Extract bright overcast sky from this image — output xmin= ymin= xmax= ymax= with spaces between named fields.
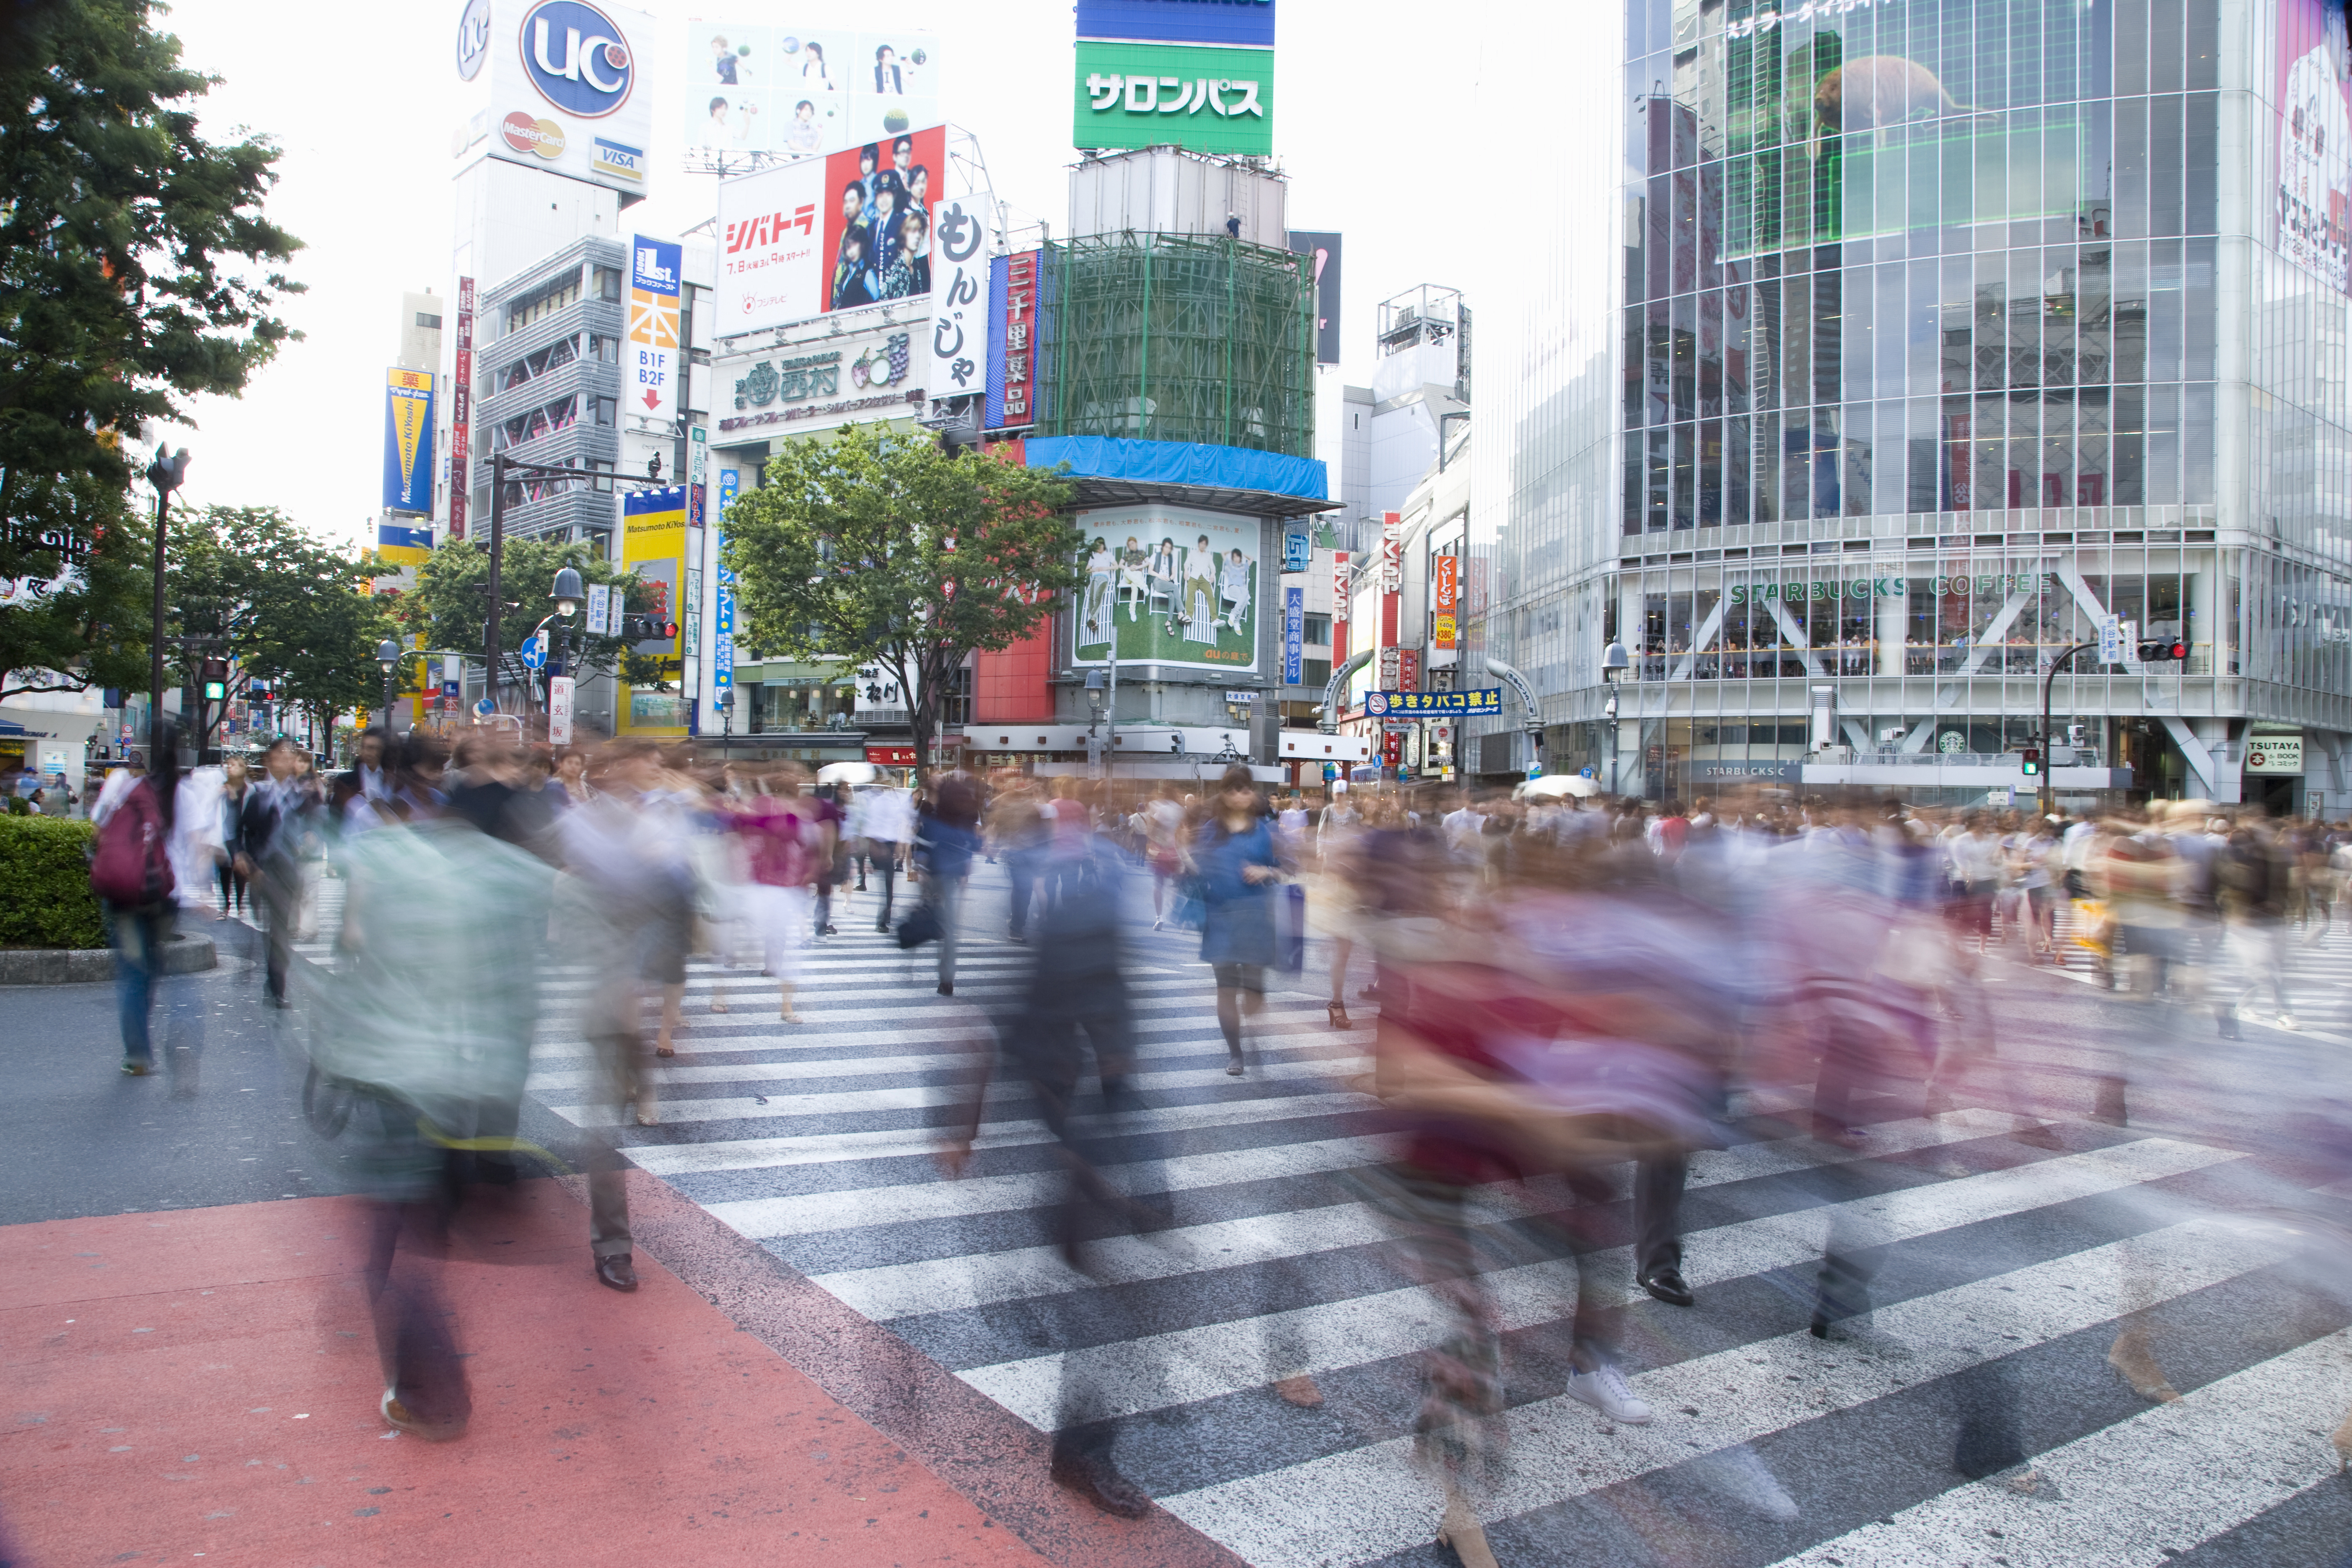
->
xmin=148 ymin=0 xmax=1517 ymax=552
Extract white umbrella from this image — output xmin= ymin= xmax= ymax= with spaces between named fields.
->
xmin=1517 ymin=773 xmax=1598 ymax=800
xmin=816 ymin=761 xmax=879 ymax=785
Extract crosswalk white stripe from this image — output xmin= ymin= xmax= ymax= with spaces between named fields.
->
xmin=953 ymin=1137 xmax=2242 ymax=1431
xmin=1161 ymin=1213 xmax=2297 ymax=1568
xmin=1772 ymin=1320 xmax=2352 ymax=1568
xmin=548 ymin=1041 xmax=1370 ymax=1130
xmin=813 ymin=1109 xmax=2048 ymax=1321
xmin=623 ymin=1090 xmax=1381 ymax=1177
xmin=530 ymin=1028 xmax=1367 ymax=1092
xmin=524 ymin=1006 xmax=1357 ymax=1062
xmin=703 ymin=1134 xmax=1401 ymax=1240
xmin=528 ymin=996 xmax=1339 ymax=1036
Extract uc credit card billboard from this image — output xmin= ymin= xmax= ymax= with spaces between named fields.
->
xmin=460 ymin=0 xmax=655 ymax=197
xmin=715 ymin=123 xmax=946 ymax=335
xmin=382 ymin=368 xmax=436 ymax=515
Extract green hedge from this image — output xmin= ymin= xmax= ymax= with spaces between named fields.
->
xmin=0 ymin=816 xmax=106 ymax=949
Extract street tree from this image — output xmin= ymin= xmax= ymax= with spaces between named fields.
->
xmin=168 ymin=506 xmax=388 ymax=746
xmin=723 ymin=425 xmax=1078 ymax=765
xmin=400 ymin=537 xmax=662 ymax=711
xmin=1 ymin=0 xmax=304 ymax=602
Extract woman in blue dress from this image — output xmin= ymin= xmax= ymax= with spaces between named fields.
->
xmin=1195 ymin=764 xmax=1282 ymax=1076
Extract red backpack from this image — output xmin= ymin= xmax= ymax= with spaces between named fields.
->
xmin=89 ymin=782 xmax=175 ymax=907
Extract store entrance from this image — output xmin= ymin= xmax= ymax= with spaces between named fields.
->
xmin=2243 ymin=773 xmax=2299 ymax=818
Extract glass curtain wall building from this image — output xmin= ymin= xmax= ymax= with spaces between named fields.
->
xmin=1469 ymin=0 xmax=2352 ymax=813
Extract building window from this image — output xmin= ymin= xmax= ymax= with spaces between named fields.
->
xmin=592 ymin=396 xmax=616 ymax=425
xmin=414 ymin=311 xmax=442 ymax=330
xmin=591 ymin=266 xmax=622 ymax=302
xmin=1303 ymin=658 xmax=1332 ymax=689
xmin=505 ymin=275 xmax=582 ymax=333
xmin=589 ymin=334 xmax=619 ymax=363
xmin=1302 ymin=613 xmax=1332 ymax=645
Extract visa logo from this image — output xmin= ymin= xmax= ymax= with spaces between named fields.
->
xmin=597 ymin=139 xmax=645 ymax=181
xmin=724 ymin=205 xmax=816 ymax=254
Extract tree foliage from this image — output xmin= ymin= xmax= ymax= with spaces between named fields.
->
xmin=398 ymin=537 xmax=663 ymax=707
xmin=170 ymin=505 xmax=388 ymax=742
xmin=0 ymin=0 xmax=303 ymax=586
xmin=723 ymin=426 xmax=1079 ymax=761
xmin=0 ymin=472 xmax=151 ymax=702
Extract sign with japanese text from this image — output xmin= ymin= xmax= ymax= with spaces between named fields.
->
xmin=1073 ymin=40 xmax=1272 ymax=156
xmin=1397 ymin=647 xmax=1419 ymax=693
xmin=715 ymin=123 xmax=945 ymax=336
xmin=1433 ymin=553 xmax=1458 ymax=649
xmin=926 ymin=193 xmax=987 ymax=403
xmin=1331 ymin=548 xmax=1350 ymax=624
xmin=627 ymin=234 xmax=682 ymax=423
xmin=1282 ymin=585 xmax=1303 ymax=685
xmin=548 ymin=674 xmax=575 ymax=744
xmin=1379 ymin=511 xmax=1401 ymax=592
xmin=718 ymin=326 xmax=917 ymax=435
xmin=382 ymin=368 xmax=436 ymax=515
xmin=1362 ymin=688 xmax=1502 ymax=717
xmin=2246 ymin=733 xmax=2304 ymax=774
xmin=987 ymin=249 xmax=1040 ymax=430
xmin=451 ymin=277 xmax=474 ymax=539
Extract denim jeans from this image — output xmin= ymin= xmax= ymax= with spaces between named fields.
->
xmin=108 ymin=901 xmax=168 ymax=1062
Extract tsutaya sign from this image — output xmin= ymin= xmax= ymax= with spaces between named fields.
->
xmin=1726 ymin=573 xmax=2059 ymax=604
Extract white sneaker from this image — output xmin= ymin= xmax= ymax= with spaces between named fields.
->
xmin=1565 ymin=1362 xmax=1651 ymax=1425
xmin=2279 ymin=1013 xmax=2300 ymax=1030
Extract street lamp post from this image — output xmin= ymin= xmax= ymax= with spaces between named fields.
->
xmin=2039 ymin=640 xmax=2096 ymax=818
xmin=145 ymin=446 xmax=192 ymax=759
xmin=1601 ymin=639 xmax=1629 ymax=797
xmin=376 ymin=638 xmax=402 ymax=732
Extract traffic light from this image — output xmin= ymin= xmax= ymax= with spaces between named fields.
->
xmin=619 ymin=614 xmax=678 ymax=642
xmin=199 ymin=659 xmax=227 ymax=702
xmin=2136 ymin=638 xmax=2187 ymax=663
xmin=2020 ymin=746 xmax=2041 ymax=776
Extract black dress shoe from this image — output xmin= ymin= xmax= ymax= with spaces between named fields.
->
xmin=1638 ymin=1267 xmax=1694 ymax=1307
xmin=937 ymin=981 xmax=953 ymax=996
xmin=593 ymin=1253 xmax=638 ymax=1292
xmin=1049 ymin=1444 xmax=1152 ymax=1518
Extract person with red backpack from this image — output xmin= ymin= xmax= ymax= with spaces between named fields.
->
xmin=88 ymin=734 xmax=181 ymax=1075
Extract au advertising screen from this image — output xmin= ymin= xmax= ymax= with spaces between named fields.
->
xmin=1073 ymin=506 xmax=1260 ymax=675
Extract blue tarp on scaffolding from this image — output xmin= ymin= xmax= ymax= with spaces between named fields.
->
xmin=1023 ymin=436 xmax=1328 ymax=503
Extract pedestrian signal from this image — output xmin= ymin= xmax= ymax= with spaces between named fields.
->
xmin=200 ymin=659 xmax=227 ymax=701
xmin=2020 ymin=747 xmax=2041 ymax=776
xmin=2135 ymin=639 xmax=2187 ymax=663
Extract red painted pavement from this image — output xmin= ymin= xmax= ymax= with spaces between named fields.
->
xmin=1 ymin=1182 xmax=1054 ymax=1568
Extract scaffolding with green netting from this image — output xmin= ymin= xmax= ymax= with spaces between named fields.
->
xmin=1034 ymin=231 xmax=1316 ymax=460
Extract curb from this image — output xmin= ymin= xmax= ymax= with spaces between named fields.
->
xmin=0 ymin=933 xmax=217 ymax=985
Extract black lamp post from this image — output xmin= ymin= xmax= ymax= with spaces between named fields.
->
xmin=1601 ymin=639 xmax=1629 ymax=797
xmin=145 ymin=445 xmax=192 ymax=758
xmin=376 ymin=637 xmax=402 ymax=731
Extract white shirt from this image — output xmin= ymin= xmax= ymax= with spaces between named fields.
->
xmin=860 ymin=786 xmax=916 ymax=845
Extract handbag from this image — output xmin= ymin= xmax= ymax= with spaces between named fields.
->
xmin=1170 ymin=872 xmax=1206 ymax=931
xmin=895 ymin=902 xmax=942 ymax=949
xmin=1276 ymin=881 xmax=1306 ymax=974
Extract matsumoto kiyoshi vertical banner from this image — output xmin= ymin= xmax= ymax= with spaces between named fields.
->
xmin=1074 ymin=506 xmax=1259 ymax=674
xmin=628 ymin=236 xmax=681 ymax=422
xmin=382 ymin=368 xmax=436 ymax=515
xmin=925 ymin=193 xmax=987 ymax=402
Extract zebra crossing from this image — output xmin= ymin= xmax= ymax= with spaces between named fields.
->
xmin=278 ymin=862 xmax=2352 ymax=1564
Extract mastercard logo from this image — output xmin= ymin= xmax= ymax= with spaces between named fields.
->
xmin=500 ymin=111 xmax=566 ymax=159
